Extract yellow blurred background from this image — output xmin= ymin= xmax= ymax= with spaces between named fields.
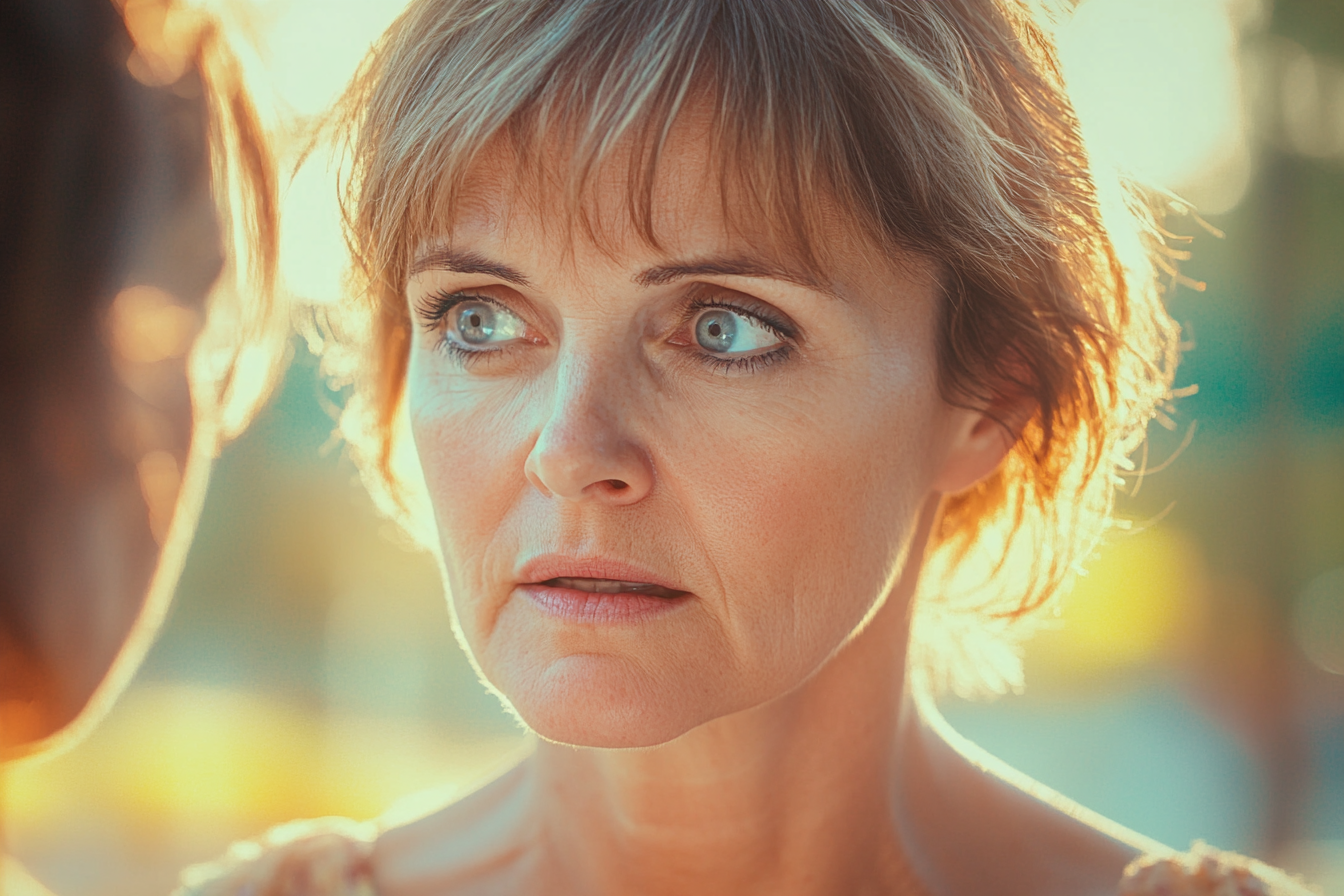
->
xmin=6 ymin=0 xmax=1344 ymax=893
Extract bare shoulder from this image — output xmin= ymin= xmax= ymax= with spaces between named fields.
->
xmin=899 ymin=685 xmax=1153 ymax=896
xmin=903 ymin=687 xmax=1321 ymax=896
xmin=372 ymin=758 xmax=538 ymax=896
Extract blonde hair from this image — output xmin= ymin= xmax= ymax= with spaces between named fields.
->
xmin=319 ymin=0 xmax=1181 ymax=695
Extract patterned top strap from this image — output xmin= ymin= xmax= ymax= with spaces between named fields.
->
xmin=174 ymin=817 xmax=376 ymax=896
xmin=1119 ymin=842 xmax=1320 ymax=896
xmin=175 ymin=824 xmax=1326 ymax=896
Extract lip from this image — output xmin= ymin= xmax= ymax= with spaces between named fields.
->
xmin=516 ymin=555 xmax=688 ymax=594
xmin=515 ymin=554 xmax=692 ymax=624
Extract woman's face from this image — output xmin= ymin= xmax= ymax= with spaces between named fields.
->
xmin=404 ymin=123 xmax=990 ymax=748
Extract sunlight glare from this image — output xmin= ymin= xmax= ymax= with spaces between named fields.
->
xmin=258 ymin=0 xmax=408 ymax=119
xmin=246 ymin=0 xmax=413 ymax=302
xmin=280 ymin=154 xmax=346 ymax=304
xmin=1058 ymin=0 xmax=1255 ymax=214
xmin=124 ymin=0 xmax=412 ymax=303
xmin=1027 ymin=528 xmax=1202 ymax=683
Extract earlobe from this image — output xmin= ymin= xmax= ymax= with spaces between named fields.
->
xmin=931 ymin=401 xmax=1031 ymax=494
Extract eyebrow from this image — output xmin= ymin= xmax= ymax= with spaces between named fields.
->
xmin=409 ymin=248 xmax=532 ymax=287
xmin=409 ymin=249 xmax=843 ymax=302
xmin=634 ymin=258 xmax=845 ymax=302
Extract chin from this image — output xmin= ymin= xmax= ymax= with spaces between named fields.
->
xmin=506 ymin=654 xmax=717 ymax=749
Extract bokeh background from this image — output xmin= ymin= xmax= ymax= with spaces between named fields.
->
xmin=5 ymin=0 xmax=1343 ymax=893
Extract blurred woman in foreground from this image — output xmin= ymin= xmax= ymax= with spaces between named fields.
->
xmin=185 ymin=0 xmax=1317 ymax=894
xmin=0 ymin=0 xmax=281 ymax=891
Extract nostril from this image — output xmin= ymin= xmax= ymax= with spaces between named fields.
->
xmin=605 ymin=479 xmax=629 ymax=491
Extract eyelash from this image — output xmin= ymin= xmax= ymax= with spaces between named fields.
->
xmin=415 ymin=290 xmax=797 ymax=374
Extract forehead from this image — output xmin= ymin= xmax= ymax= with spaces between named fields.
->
xmin=413 ymin=109 xmax=917 ymax=288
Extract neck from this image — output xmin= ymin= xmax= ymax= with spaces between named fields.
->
xmin=531 ymin=535 xmax=928 ymax=896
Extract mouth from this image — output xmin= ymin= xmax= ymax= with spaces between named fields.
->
xmin=517 ymin=556 xmax=692 ymax=622
xmin=539 ymin=577 xmax=688 ymax=599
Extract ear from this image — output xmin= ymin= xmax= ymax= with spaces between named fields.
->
xmin=931 ymin=397 xmax=1034 ymax=494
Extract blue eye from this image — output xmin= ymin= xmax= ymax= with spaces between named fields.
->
xmin=692 ymin=307 xmax=783 ymax=355
xmin=456 ymin=303 xmax=496 ymax=344
xmin=444 ymin=299 xmax=526 ymax=349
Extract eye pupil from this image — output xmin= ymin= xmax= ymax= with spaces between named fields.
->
xmin=695 ymin=310 xmax=736 ymax=353
xmin=457 ymin=303 xmax=496 ymax=344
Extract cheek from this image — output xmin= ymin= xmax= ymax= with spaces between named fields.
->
xmin=659 ymin=352 xmax=944 ymax=683
xmin=406 ymin=358 xmax=532 ymax=638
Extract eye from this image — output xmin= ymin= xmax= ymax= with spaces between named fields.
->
xmin=452 ymin=300 xmax=526 ymax=346
xmin=449 ymin=299 xmax=527 ymax=348
xmin=418 ymin=292 xmax=529 ymax=352
xmin=691 ymin=306 xmax=785 ymax=355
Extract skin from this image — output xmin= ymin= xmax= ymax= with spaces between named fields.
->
xmin=362 ymin=113 xmax=1157 ymax=896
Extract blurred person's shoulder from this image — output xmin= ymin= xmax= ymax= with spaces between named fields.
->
xmin=1119 ymin=843 xmax=1321 ymax=896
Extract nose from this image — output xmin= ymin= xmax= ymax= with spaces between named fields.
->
xmin=523 ymin=353 xmax=654 ymax=505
